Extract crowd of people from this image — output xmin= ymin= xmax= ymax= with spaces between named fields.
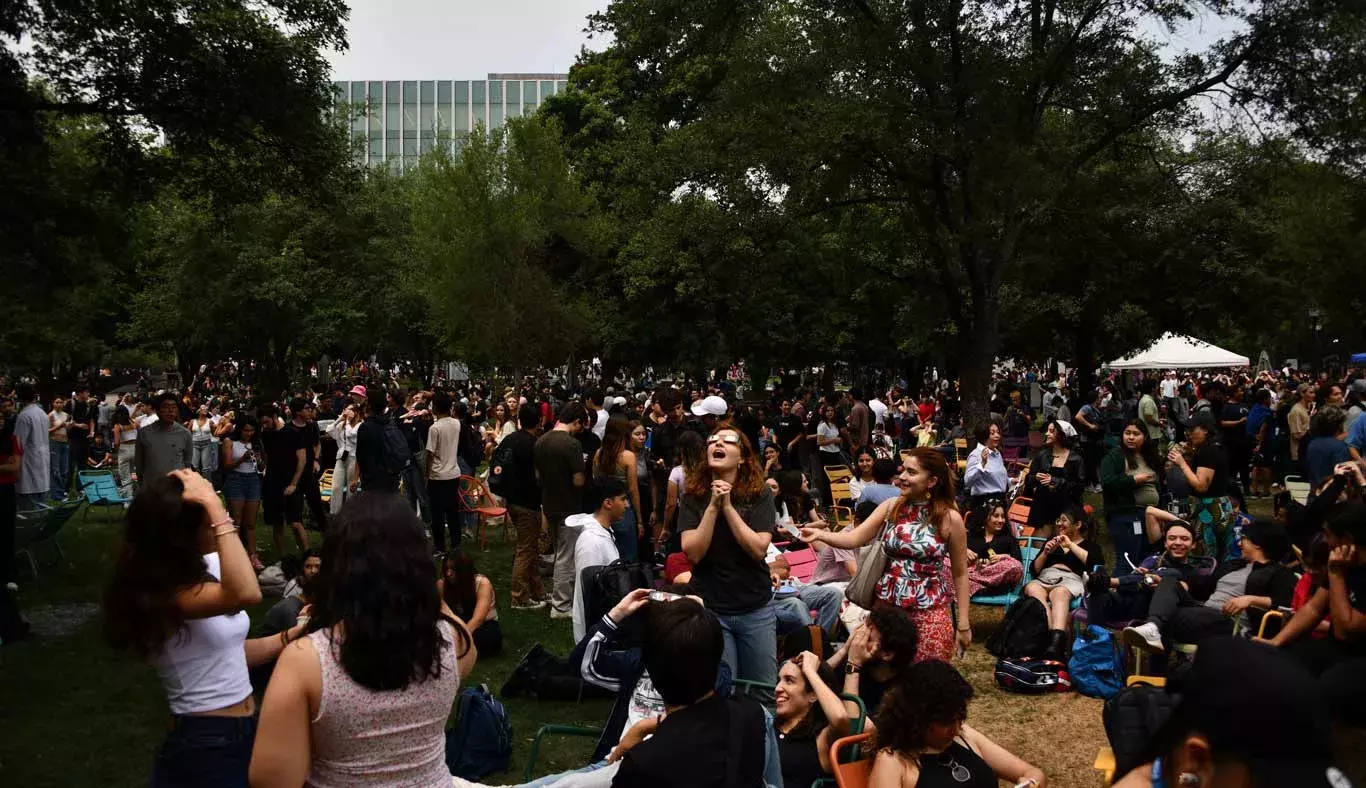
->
xmin=1 ymin=359 xmax=1363 ymax=787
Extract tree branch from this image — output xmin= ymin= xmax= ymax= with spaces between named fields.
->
xmin=1067 ymin=36 xmax=1261 ymax=173
xmin=0 ymin=99 xmax=148 ymax=116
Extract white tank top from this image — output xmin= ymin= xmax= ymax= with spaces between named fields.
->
xmin=150 ymin=552 xmax=252 ymax=715
xmin=229 ymin=440 xmax=257 ymax=474
xmin=191 ymin=419 xmax=215 ymax=441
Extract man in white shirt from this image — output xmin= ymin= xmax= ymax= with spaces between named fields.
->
xmin=424 ymin=391 xmax=463 ymax=554
xmin=568 ymin=479 xmax=627 ymax=641
xmin=13 ymin=385 xmax=50 ymax=511
xmin=868 ymin=394 xmax=888 ymax=427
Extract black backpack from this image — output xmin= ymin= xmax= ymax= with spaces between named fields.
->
xmin=458 ymin=420 xmax=484 ymax=471
xmin=581 ymin=560 xmax=655 ymax=644
xmin=993 ymin=656 xmax=1072 ymax=694
xmin=445 ymin=684 xmax=511 ymax=780
xmin=1103 ymin=683 xmax=1179 ymax=779
xmin=985 ymin=596 xmax=1051 ymax=659
xmin=380 ymin=419 xmax=412 ymax=476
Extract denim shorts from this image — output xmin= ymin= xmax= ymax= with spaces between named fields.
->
xmin=223 ymin=471 xmax=261 ymax=503
xmin=151 ymin=714 xmax=257 ymax=788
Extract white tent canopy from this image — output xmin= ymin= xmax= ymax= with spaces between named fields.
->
xmin=1108 ymin=333 xmax=1250 ymax=370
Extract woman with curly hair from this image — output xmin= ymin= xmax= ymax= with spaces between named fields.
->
xmin=871 ymin=660 xmax=1046 ymax=788
xmin=102 ymin=471 xmax=306 ymax=788
xmin=801 ymin=447 xmax=972 ymax=663
xmin=678 ymin=425 xmax=779 ymax=698
xmin=248 ymin=493 xmax=476 ymax=787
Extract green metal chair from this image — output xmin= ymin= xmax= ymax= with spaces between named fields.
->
xmin=15 ymin=497 xmax=83 ymax=579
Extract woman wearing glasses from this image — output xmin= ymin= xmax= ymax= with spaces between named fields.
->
xmin=870 ymin=660 xmax=1045 ymax=788
xmin=677 ymin=426 xmax=780 ymax=699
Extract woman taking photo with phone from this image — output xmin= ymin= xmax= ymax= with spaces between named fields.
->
xmin=221 ymin=416 xmax=264 ymax=571
xmin=102 ymin=471 xmax=307 ymax=787
xmin=801 ymin=447 xmax=972 ymax=662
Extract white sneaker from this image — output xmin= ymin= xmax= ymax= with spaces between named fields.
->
xmin=1123 ymin=622 xmax=1164 ymax=654
xmin=549 ymin=608 xmax=573 ymax=620
xmin=511 ymin=599 xmax=548 ymax=611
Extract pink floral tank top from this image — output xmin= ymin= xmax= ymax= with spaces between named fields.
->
xmin=873 ymin=500 xmax=950 ymax=611
xmin=305 ymin=620 xmax=461 ymax=788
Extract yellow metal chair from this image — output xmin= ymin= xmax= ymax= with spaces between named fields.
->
xmin=318 ymin=469 xmax=334 ymax=503
xmin=824 ymin=464 xmax=853 ymax=483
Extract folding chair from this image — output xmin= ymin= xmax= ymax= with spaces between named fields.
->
xmin=1007 ymin=496 xmax=1032 ymax=536
xmin=15 ymin=497 xmax=83 ymax=579
xmin=1283 ymin=475 xmax=1310 ymax=506
xmin=828 ymin=478 xmax=855 ymax=510
xmin=782 ymin=546 xmax=820 ymax=584
xmin=970 ymin=543 xmax=1038 ymax=608
xmin=318 ymin=469 xmax=334 ymax=504
xmin=828 ymin=732 xmax=874 ymax=788
xmin=522 ymin=724 xmax=603 ymax=781
xmin=457 ymin=475 xmax=510 ymax=549
xmin=77 ymin=469 xmax=128 ymax=520
xmin=824 ymin=465 xmax=853 ymax=484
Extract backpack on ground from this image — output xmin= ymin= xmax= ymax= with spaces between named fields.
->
xmin=1069 ymin=625 xmax=1126 ymax=699
xmin=499 ymin=643 xmax=616 ymax=702
xmin=993 ymin=656 xmax=1072 ymax=695
xmin=487 ymin=438 xmax=517 ymax=497
xmin=445 ymin=683 xmax=512 ymax=780
xmin=1102 ymin=682 xmax=1179 ymax=779
xmin=380 ymin=419 xmax=411 ymax=476
xmin=985 ymin=596 xmax=1051 ymax=658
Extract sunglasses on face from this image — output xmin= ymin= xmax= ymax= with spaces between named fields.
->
xmin=707 ymin=434 xmax=742 ymax=446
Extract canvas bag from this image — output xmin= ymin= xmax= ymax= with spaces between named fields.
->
xmin=844 ymin=500 xmax=899 ymax=608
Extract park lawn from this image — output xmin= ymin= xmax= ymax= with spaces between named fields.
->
xmin=4 ymin=493 xmax=1240 ymax=788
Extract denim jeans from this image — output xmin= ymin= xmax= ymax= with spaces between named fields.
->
xmin=612 ymin=507 xmax=638 ymax=562
xmin=117 ymin=443 xmax=137 ymax=498
xmin=192 ymin=440 xmax=218 ymax=478
xmin=48 ymin=442 xmax=69 ymax=500
xmin=150 ymin=714 xmax=256 ymax=788
xmin=798 ymin=583 xmax=845 ymax=632
xmin=718 ymin=604 xmax=778 ymax=706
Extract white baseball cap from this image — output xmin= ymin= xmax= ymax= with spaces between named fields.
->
xmin=690 ymin=394 xmax=729 ymax=417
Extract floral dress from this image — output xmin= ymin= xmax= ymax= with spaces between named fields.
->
xmin=873 ymin=500 xmax=955 ymax=662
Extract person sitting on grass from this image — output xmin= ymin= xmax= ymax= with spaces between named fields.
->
xmin=825 ymin=604 xmax=920 ymax=732
xmin=440 ymin=551 xmax=502 ymax=657
xmin=1122 ymin=520 xmax=1296 ymax=656
xmin=870 ymin=660 xmax=1046 ymax=788
xmin=773 ymin=651 xmax=852 ymax=788
xmin=568 ymin=479 xmax=628 ymax=642
xmin=102 ymin=470 xmax=305 ymax=788
xmin=88 ymin=431 xmax=112 ymax=469
xmin=248 ymin=493 xmax=476 ymax=788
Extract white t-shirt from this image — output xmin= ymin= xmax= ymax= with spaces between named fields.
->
xmin=1160 ymin=378 xmax=1178 ymax=399
xmin=817 ymin=421 xmax=842 ymax=453
xmin=868 ymin=398 xmax=888 ymax=426
xmin=623 ymin=670 xmax=666 ymax=738
xmin=138 ymin=414 xmax=158 ymax=429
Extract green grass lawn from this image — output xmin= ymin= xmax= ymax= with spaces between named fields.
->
xmin=0 ymin=494 xmax=1289 ymax=788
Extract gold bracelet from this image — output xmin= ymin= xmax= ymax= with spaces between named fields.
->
xmin=213 ymin=523 xmax=237 ymax=537
xmin=210 ymin=516 xmax=234 ymax=530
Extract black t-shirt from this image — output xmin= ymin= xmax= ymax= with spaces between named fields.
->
xmin=735 ymin=412 xmax=761 ymax=456
xmin=286 ymin=420 xmax=320 ymax=467
xmin=1220 ymin=402 xmax=1249 ymax=447
xmin=1345 ymin=566 xmax=1366 ymax=615
xmin=1192 ymin=443 xmax=1229 ymax=499
xmin=612 ymin=695 xmax=765 ymax=788
xmin=260 ymin=426 xmax=303 ymax=482
xmin=1038 ymin=537 xmax=1104 ymax=576
xmin=677 ymin=486 xmax=777 ymax=614
xmin=70 ymin=399 xmax=97 ymax=432
xmin=967 ymin=529 xmax=1022 ymax=562
xmin=775 ymin=414 xmax=803 ymax=455
xmin=499 ymin=429 xmax=541 ymax=510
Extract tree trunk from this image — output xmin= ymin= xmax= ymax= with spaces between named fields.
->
xmin=1074 ymin=328 xmax=1096 ymax=405
xmin=819 ymin=364 xmax=835 ymax=396
xmin=959 ymin=292 xmax=1002 ymax=429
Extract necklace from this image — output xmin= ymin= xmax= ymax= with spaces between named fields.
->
xmin=935 ymin=751 xmax=972 ymax=783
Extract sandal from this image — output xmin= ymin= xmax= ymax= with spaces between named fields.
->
xmin=250 ymin=554 xmax=265 ymax=572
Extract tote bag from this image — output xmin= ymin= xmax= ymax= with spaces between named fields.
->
xmin=844 ymin=501 xmax=899 ymax=608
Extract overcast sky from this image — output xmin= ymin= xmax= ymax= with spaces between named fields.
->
xmin=323 ymin=0 xmax=1240 ymax=80
xmin=324 ymin=0 xmax=608 ymax=79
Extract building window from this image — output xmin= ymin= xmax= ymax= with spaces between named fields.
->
xmin=455 ymin=101 xmax=469 ymax=133
xmin=367 ymin=81 xmax=382 ymax=103
xmin=455 ymin=81 xmax=469 ymax=103
xmin=420 ymin=80 xmax=434 ymax=103
xmin=506 ymin=81 xmax=521 ymax=116
xmin=385 ymin=81 xmax=399 ymax=104
xmin=523 ymin=80 xmax=539 ymax=112
xmin=403 ymin=81 xmax=417 ymax=103
xmin=386 ymin=104 xmax=398 ymax=132
xmin=472 ymin=80 xmax=486 ymax=104
xmin=540 ymin=80 xmax=555 ymax=98
xmin=491 ymin=103 xmax=505 ymax=129
xmin=557 ymin=80 xmax=568 ymax=94
xmin=473 ymin=103 xmax=486 ymax=129
xmin=369 ymin=134 xmax=382 ymax=160
xmin=489 ymin=80 xmax=503 ymax=105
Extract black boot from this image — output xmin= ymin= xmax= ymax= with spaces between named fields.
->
xmin=1043 ymin=629 xmax=1065 ymax=661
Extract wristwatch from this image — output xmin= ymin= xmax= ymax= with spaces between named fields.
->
xmin=845 ymin=663 xmax=862 ymax=675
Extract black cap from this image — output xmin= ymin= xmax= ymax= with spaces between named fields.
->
xmin=1165 ymin=638 xmax=1350 ymax=788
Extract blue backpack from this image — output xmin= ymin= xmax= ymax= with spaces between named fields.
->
xmin=1069 ymin=625 xmax=1126 ymax=699
xmin=445 ymin=684 xmax=512 ymax=780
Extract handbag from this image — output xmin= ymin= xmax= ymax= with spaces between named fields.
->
xmin=844 ymin=501 xmax=898 ymax=608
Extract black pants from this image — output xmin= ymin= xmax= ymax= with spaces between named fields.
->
xmin=1088 ymin=585 xmax=1152 ymax=628
xmin=300 ymin=466 xmax=328 ymax=532
xmin=427 ymin=477 xmax=462 ymax=553
xmin=473 ymin=618 xmax=503 ymax=657
xmin=68 ymin=428 xmax=90 ymax=482
xmin=1081 ymin=440 xmax=1102 ymax=486
xmin=1147 ymin=576 xmax=1229 ymax=644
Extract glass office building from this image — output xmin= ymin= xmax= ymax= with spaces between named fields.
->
xmin=332 ymin=73 xmax=569 ymax=170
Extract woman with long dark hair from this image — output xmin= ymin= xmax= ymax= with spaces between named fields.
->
xmin=1169 ymin=411 xmax=1235 ymax=560
xmin=870 ymin=661 xmax=1045 ymax=788
xmin=102 ymin=471 xmax=305 ymax=788
xmin=801 ymin=447 xmax=972 ymax=662
xmin=221 ymin=415 xmax=264 ymax=571
xmin=1024 ymin=504 xmax=1104 ymax=659
xmin=773 ymin=651 xmax=852 ymax=788
xmin=850 ymin=447 xmax=877 ymax=502
xmin=1022 ymin=420 xmax=1085 ymax=534
xmin=249 ymin=493 xmax=476 ymax=787
xmin=678 ymin=425 xmax=780 ymax=697
xmin=662 ymin=430 xmax=705 ymax=552
xmin=1101 ymin=419 xmax=1165 ymax=562
xmin=965 ymin=502 xmax=1023 ymax=597
xmin=591 ymin=418 xmax=644 ymax=561
xmin=439 ymin=551 xmax=501 ymax=656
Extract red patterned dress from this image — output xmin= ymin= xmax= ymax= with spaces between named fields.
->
xmin=873 ymin=500 xmax=954 ymax=662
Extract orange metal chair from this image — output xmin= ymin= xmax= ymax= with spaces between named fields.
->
xmin=1007 ymin=496 xmax=1032 ymax=536
xmin=458 ymin=475 xmax=510 ymax=549
xmin=829 ymin=732 xmax=875 ymax=788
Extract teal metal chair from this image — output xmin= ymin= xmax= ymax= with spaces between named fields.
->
xmin=15 ymin=497 xmax=83 ymax=579
xmin=970 ymin=542 xmax=1040 ymax=608
xmin=77 ymin=469 xmax=129 ymax=519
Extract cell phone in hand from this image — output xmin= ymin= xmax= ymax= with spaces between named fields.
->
xmin=781 ymin=521 xmax=802 ymax=539
xmin=648 ymin=591 xmax=681 ymax=603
